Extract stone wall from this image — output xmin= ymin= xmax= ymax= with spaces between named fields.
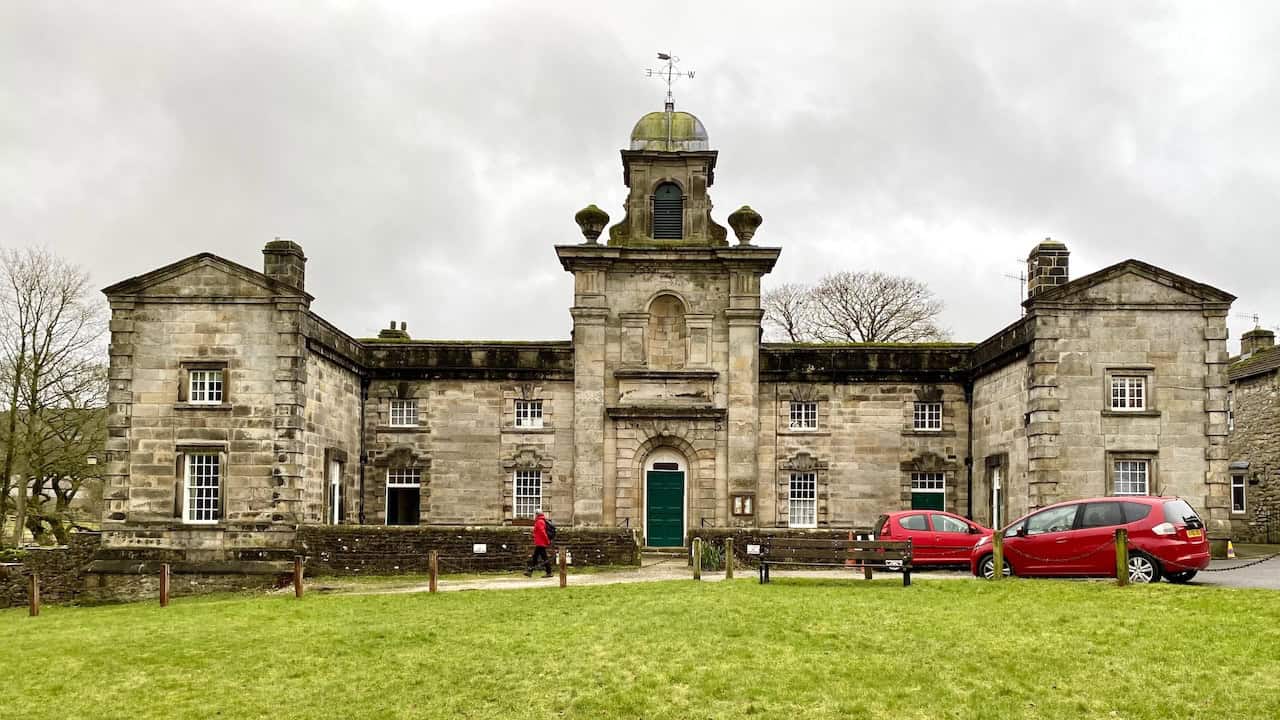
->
xmin=971 ymin=359 xmax=1030 ymax=526
xmin=0 ymin=533 xmax=102 ymax=608
xmin=301 ymin=350 xmax=363 ymax=523
xmin=297 ymin=525 xmax=639 ymax=575
xmin=1227 ymin=369 xmax=1280 ymax=542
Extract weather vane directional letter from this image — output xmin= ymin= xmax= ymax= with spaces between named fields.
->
xmin=644 ymin=52 xmax=695 ymax=110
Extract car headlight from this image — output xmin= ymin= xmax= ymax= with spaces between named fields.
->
xmin=975 ymin=535 xmax=990 ymax=547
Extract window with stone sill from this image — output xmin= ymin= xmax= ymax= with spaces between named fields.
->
xmin=178 ymin=362 xmax=228 ymax=405
xmin=1112 ymin=460 xmax=1149 ymax=496
xmin=788 ymin=472 xmax=817 ymax=528
xmin=389 ymin=399 xmax=418 ymax=427
xmin=1231 ymin=475 xmax=1246 ymax=514
xmin=514 ymin=470 xmax=542 ymax=519
xmin=183 ymin=453 xmax=221 ymax=524
xmin=913 ymin=402 xmax=942 ymax=431
xmin=1110 ymin=376 xmax=1146 ymax=411
xmin=789 ymin=401 xmax=817 ymax=431
xmin=515 ymin=400 xmax=544 ymax=429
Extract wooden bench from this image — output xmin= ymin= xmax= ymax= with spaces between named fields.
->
xmin=758 ymin=536 xmax=913 ymax=586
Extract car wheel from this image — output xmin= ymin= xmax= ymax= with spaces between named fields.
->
xmin=979 ymin=554 xmax=1013 ymax=580
xmin=1127 ymin=553 xmax=1161 ymax=584
xmin=1165 ymin=570 xmax=1197 ymax=584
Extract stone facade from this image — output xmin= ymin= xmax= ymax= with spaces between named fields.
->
xmin=1227 ymin=330 xmax=1280 ymax=542
xmin=96 ymin=105 xmax=1238 ymax=574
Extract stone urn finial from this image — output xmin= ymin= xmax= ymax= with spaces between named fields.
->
xmin=574 ymin=204 xmax=610 ymax=244
xmin=728 ymin=205 xmax=763 ymax=245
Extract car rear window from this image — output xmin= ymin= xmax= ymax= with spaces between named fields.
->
xmin=1163 ymin=499 xmax=1203 ymax=528
xmin=1121 ymin=502 xmax=1151 ymax=523
xmin=898 ymin=514 xmax=928 ymax=531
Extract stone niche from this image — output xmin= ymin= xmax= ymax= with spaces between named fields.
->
xmin=613 ymin=368 xmax=719 ymax=407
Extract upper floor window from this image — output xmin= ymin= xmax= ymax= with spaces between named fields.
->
xmin=515 ymin=400 xmax=544 ymax=429
xmin=189 ymin=369 xmax=224 ymax=404
xmin=389 ymin=399 xmax=418 ymax=427
xmin=913 ymin=402 xmax=942 ymax=431
xmin=1110 ymin=376 xmax=1146 ymax=411
xmin=651 ymin=182 xmax=683 ymax=239
xmin=1113 ymin=460 xmax=1149 ymax=495
xmin=789 ymin=401 xmax=817 ymax=431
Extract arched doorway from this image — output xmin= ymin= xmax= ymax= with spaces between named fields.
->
xmin=644 ymin=448 xmax=687 ymax=547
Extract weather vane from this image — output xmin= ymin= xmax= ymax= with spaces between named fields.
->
xmin=645 ymin=52 xmax=695 ymax=110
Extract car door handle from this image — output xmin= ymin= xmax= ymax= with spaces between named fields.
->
xmin=1055 ymin=539 xmax=1069 ymax=543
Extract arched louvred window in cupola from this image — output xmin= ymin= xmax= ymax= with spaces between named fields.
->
xmin=651 ymin=182 xmax=684 ymax=239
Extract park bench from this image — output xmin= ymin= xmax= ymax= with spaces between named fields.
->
xmin=758 ymin=535 xmax=913 ymax=586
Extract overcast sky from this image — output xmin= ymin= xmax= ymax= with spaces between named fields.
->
xmin=3 ymin=2 xmax=1278 ymax=351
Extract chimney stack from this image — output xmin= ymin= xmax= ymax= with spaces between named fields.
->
xmin=263 ymin=238 xmax=306 ymax=291
xmin=1241 ymin=327 xmax=1275 ymax=358
xmin=1026 ymin=238 xmax=1069 ymax=300
xmin=378 ymin=320 xmax=410 ymax=340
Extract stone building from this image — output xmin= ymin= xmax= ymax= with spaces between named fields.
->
xmin=99 ymin=104 xmax=1238 ymax=566
xmin=1227 ymin=327 xmax=1280 ymax=542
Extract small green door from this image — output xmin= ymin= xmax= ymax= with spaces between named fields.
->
xmin=646 ymin=470 xmax=684 ymax=547
xmin=912 ymin=492 xmax=945 ymax=511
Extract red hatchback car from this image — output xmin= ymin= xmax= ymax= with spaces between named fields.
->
xmin=970 ymin=496 xmax=1210 ymax=583
xmin=874 ymin=510 xmax=993 ymax=566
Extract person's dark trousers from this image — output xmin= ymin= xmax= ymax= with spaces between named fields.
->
xmin=526 ymin=546 xmax=552 ymax=576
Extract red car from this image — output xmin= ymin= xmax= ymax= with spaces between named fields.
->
xmin=874 ymin=510 xmax=993 ymax=566
xmin=970 ymin=496 xmax=1210 ymax=583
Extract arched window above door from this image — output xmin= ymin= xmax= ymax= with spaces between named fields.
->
xmin=647 ymin=294 xmax=686 ymax=369
xmin=652 ymin=182 xmax=683 ymax=239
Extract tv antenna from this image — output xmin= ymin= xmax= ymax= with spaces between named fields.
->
xmin=645 ymin=52 xmax=695 ymax=110
xmin=1003 ymin=259 xmax=1027 ymax=315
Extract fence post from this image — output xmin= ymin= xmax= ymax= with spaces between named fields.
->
xmin=1115 ymin=528 xmax=1129 ymax=587
xmin=862 ymin=532 xmax=873 ymax=580
xmin=559 ymin=548 xmax=567 ymax=588
xmin=692 ymin=538 xmax=702 ymax=580
xmin=160 ymin=563 xmax=170 ymax=608
xmin=28 ymin=573 xmax=39 ymax=617
xmin=992 ymin=531 xmax=1004 ymax=580
xmin=429 ymin=550 xmax=439 ymax=593
xmin=724 ymin=538 xmax=734 ymax=580
xmin=293 ymin=555 xmax=304 ymax=599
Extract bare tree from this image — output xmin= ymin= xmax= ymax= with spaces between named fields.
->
xmin=762 ymin=282 xmax=815 ymax=342
xmin=0 ymin=247 xmax=107 ymax=545
xmin=762 ymin=271 xmax=948 ymax=343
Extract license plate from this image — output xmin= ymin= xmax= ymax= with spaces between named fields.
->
xmin=1186 ymin=529 xmax=1202 ymax=538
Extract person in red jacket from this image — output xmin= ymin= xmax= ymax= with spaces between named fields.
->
xmin=523 ymin=511 xmax=553 ymax=578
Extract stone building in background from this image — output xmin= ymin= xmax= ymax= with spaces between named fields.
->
xmin=1227 ymin=327 xmax=1280 ymax=543
xmin=98 ymin=104 xmax=1238 ymax=569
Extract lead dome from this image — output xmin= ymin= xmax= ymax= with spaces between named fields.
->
xmin=629 ymin=110 xmax=709 ymax=151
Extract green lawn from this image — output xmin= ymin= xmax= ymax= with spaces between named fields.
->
xmin=4 ymin=578 xmax=1279 ymax=719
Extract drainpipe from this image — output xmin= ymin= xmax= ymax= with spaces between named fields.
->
xmin=358 ymin=375 xmax=369 ymax=524
xmin=964 ymin=381 xmax=974 ymax=520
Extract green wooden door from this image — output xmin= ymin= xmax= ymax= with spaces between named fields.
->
xmin=646 ymin=470 xmax=684 ymax=547
xmin=911 ymin=492 xmax=945 ymax=511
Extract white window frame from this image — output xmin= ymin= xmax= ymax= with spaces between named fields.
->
xmin=188 ymin=369 xmax=224 ymax=405
xmin=328 ymin=459 xmax=343 ymax=525
xmin=789 ymin=401 xmax=817 ymax=431
xmin=389 ymin=399 xmax=418 ymax=427
xmin=514 ymin=469 xmax=542 ymax=519
xmin=1227 ymin=391 xmax=1234 ymax=432
xmin=385 ymin=468 xmax=422 ymax=526
xmin=911 ymin=472 xmax=946 ymax=493
xmin=913 ymin=402 xmax=942 ymax=431
xmin=1113 ymin=460 xmax=1149 ymax=496
xmin=1231 ymin=474 xmax=1246 ymax=514
xmin=182 ymin=452 xmax=221 ymax=524
xmin=788 ymin=472 xmax=817 ymax=528
xmin=1110 ymin=376 xmax=1146 ymax=411
xmin=515 ymin=400 xmax=544 ymax=429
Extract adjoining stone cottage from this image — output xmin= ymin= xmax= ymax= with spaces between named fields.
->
xmin=89 ymin=102 xmax=1237 ymax=590
xmin=1227 ymin=327 xmax=1280 ymax=542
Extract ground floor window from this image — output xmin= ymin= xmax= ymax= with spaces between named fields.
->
xmin=386 ymin=468 xmax=421 ymax=525
xmin=1231 ymin=475 xmax=1246 ymax=514
xmin=514 ymin=470 xmax=542 ymax=519
xmin=910 ymin=472 xmax=945 ymax=510
xmin=183 ymin=453 xmax=221 ymax=523
xmin=788 ymin=472 xmax=817 ymax=528
xmin=1113 ymin=460 xmax=1149 ymax=496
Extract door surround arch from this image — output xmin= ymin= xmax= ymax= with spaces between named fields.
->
xmin=643 ymin=446 xmax=688 ymax=548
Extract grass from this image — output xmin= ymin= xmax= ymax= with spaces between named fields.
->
xmin=4 ymin=578 xmax=1279 ymax=719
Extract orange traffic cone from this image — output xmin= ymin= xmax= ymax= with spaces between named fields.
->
xmin=1226 ymin=541 xmax=1236 ymax=559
